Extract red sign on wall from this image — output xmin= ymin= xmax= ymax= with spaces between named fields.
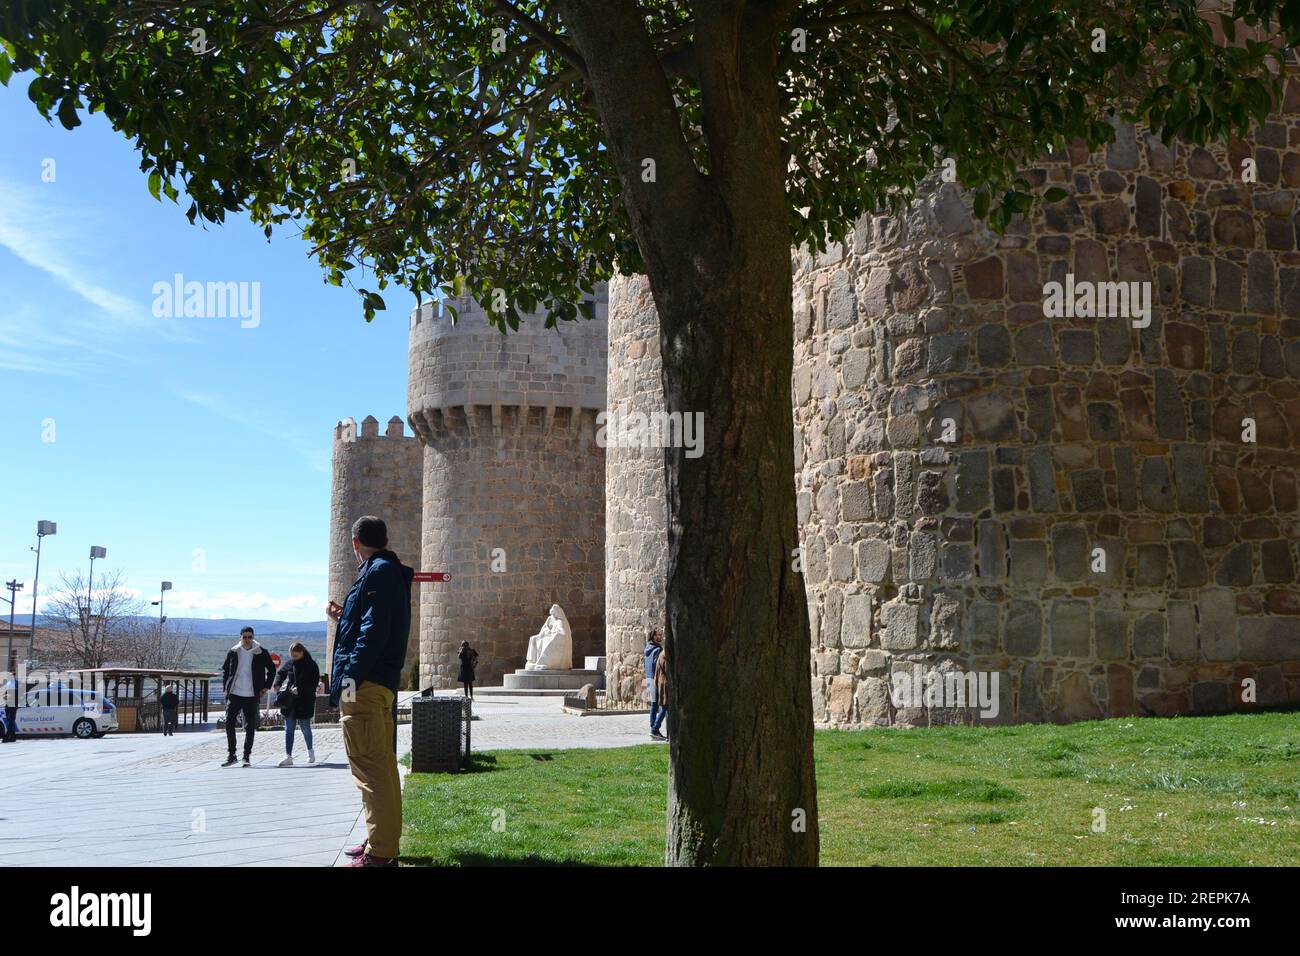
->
xmin=413 ymin=571 xmax=452 ymax=583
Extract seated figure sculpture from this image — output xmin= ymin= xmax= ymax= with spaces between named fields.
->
xmin=525 ymin=604 xmax=573 ymax=671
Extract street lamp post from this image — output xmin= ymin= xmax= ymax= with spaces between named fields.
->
xmin=2 ymin=579 xmax=24 ymax=742
xmin=151 ymin=581 xmax=173 ymax=659
xmin=20 ymin=521 xmax=55 ymax=741
xmin=31 ymin=521 xmax=56 ymax=636
xmin=86 ymin=545 xmax=106 ymax=639
xmin=87 ymin=546 xmax=106 ymax=615
xmin=157 ymin=581 xmax=172 ymax=628
xmin=86 ymin=547 xmax=106 ymax=691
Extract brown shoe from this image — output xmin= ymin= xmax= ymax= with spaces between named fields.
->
xmin=345 ymin=852 xmax=396 ymax=867
xmin=343 ymin=842 xmax=367 ymax=858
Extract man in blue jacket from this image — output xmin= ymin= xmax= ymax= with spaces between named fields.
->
xmin=328 ymin=515 xmax=414 ymax=868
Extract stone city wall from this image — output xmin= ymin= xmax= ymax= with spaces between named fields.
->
xmin=607 ymin=89 xmax=1300 ymax=725
xmin=604 ymin=276 xmax=669 ymax=703
xmin=326 ymin=415 xmax=423 ymax=688
xmin=798 ymin=100 xmax=1300 ymax=726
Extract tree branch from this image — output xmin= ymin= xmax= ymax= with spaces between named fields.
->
xmin=492 ymin=0 xmax=589 ymax=80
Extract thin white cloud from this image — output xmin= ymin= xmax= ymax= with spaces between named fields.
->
xmin=0 ymin=176 xmax=198 ymax=368
xmin=165 ymin=590 xmax=321 ymax=615
xmin=0 ymin=302 xmax=128 ymax=374
xmin=0 ymin=177 xmax=138 ymax=318
xmin=10 ymin=578 xmax=320 ymax=620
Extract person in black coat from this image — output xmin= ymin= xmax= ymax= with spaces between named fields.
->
xmin=273 ymin=642 xmax=320 ymax=767
xmin=159 ymin=684 xmax=180 ymax=736
xmin=457 ymin=641 xmax=478 ymax=699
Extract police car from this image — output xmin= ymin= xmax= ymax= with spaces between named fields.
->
xmin=0 ymin=681 xmax=119 ymax=739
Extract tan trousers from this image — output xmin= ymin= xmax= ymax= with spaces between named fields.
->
xmin=341 ymin=680 xmax=401 ymax=858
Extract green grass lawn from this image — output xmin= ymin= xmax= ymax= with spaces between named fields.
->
xmin=400 ymin=711 xmax=1300 ymax=866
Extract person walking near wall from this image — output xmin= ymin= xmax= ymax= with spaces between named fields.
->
xmin=644 ymin=629 xmax=667 ymax=740
xmin=274 ymin=642 xmax=320 ymax=767
xmin=654 ymin=642 xmax=669 ymax=739
xmin=220 ymin=626 xmax=277 ymax=767
xmin=329 ymin=515 xmax=414 ymax=868
xmin=160 ymin=684 xmax=179 ymax=736
xmin=457 ymin=641 xmax=478 ymax=700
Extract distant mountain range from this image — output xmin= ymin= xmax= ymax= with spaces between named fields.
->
xmin=13 ymin=614 xmax=327 ymax=637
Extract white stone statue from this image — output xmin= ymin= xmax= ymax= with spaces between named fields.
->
xmin=525 ymin=604 xmax=573 ymax=670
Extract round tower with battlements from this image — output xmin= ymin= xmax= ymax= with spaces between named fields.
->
xmin=604 ymin=276 xmax=669 ymax=704
xmin=407 ymin=292 xmax=608 ymax=688
xmin=607 ymin=94 xmax=1300 ymax=724
xmin=326 ymin=414 xmax=424 ymax=687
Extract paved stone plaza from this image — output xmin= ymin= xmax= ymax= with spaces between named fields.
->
xmin=0 ymin=693 xmax=653 ymax=867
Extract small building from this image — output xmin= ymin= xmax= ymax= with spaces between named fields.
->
xmin=0 ymin=624 xmax=34 ymax=671
xmin=65 ymin=667 xmax=218 ymax=732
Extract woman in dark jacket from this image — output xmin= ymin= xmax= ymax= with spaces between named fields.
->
xmin=457 ymin=641 xmax=478 ymax=699
xmin=273 ymin=642 xmax=320 ymax=766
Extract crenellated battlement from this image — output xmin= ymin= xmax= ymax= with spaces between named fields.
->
xmin=407 ymin=287 xmax=609 ymax=425
xmin=408 ymin=286 xmax=610 ymax=343
xmin=326 ymin=413 xmax=423 ymax=687
xmin=333 ymin=415 xmax=416 ymax=442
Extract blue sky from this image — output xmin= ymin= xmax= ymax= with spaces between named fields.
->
xmin=0 ymin=88 xmax=415 ymax=622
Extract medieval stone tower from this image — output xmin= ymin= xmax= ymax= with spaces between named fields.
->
xmin=406 ymin=292 xmax=608 ymax=688
xmin=331 ymin=87 xmax=1300 ymax=724
xmin=325 ymin=415 xmax=423 ymax=686
xmin=605 ymin=92 xmax=1300 ymax=724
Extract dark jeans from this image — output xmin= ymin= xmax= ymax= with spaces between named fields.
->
xmin=162 ymin=708 xmax=178 ymax=735
xmin=225 ymin=695 xmax=259 ymax=757
xmin=2 ymin=706 xmax=15 ymax=742
xmin=649 ymin=700 xmax=667 ymax=734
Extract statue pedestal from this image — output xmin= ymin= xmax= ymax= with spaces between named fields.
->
xmin=502 ymin=667 xmax=604 ymax=691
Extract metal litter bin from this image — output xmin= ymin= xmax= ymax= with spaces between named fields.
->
xmin=410 ymin=694 xmax=470 ymax=772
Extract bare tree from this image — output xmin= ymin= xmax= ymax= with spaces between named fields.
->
xmin=42 ymin=569 xmax=144 ymax=669
xmin=116 ymin=617 xmax=194 ymax=671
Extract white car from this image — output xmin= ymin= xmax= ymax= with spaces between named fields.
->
xmin=2 ymin=683 xmax=119 ymax=739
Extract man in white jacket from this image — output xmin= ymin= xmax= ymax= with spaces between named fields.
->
xmin=220 ymin=627 xmax=277 ymax=767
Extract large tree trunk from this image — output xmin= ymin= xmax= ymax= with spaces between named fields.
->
xmin=558 ymin=0 xmax=819 ymax=866
xmin=655 ymin=217 xmax=819 ymax=867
